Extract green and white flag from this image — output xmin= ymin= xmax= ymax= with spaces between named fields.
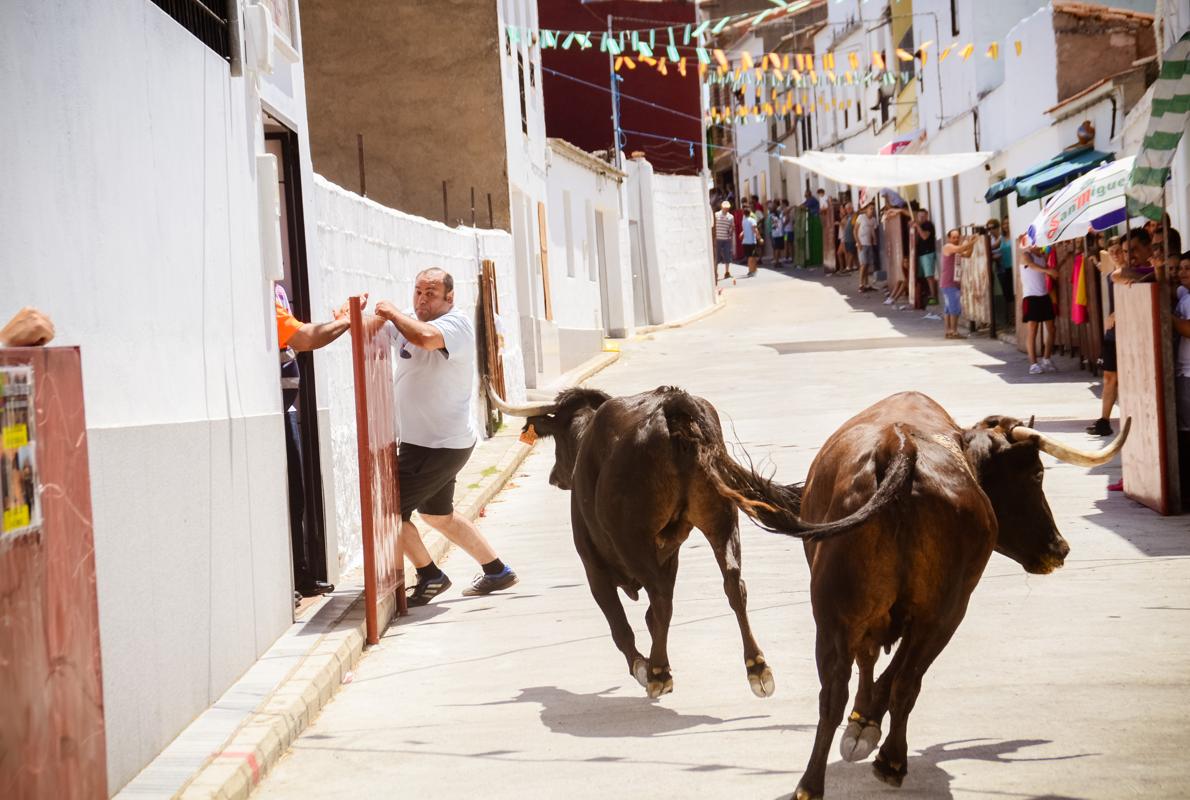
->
xmin=1127 ymin=32 xmax=1190 ymax=221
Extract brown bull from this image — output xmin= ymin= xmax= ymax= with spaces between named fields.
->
xmin=489 ymin=384 xmax=912 ymax=700
xmin=783 ymin=392 xmax=1129 ymax=800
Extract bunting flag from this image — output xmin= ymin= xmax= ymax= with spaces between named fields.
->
xmin=960 ymin=43 xmax=975 ymax=60
xmin=1127 ymin=32 xmax=1190 ymax=221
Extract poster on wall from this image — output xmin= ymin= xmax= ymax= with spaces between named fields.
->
xmin=1 ymin=366 xmax=40 ymax=537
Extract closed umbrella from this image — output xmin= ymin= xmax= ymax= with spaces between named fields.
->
xmin=1025 ymin=156 xmax=1135 ymax=246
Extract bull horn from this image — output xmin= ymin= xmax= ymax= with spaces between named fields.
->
xmin=1010 ymin=417 xmax=1131 ymax=467
xmin=485 ymin=381 xmax=556 ymax=418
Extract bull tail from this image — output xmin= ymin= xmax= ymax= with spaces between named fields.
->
xmin=705 ymin=425 xmax=916 ymax=541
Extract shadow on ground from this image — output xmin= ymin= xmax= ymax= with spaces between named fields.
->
xmin=769 ymin=737 xmax=1094 ymax=800
xmin=477 ymin=684 xmax=813 ymax=739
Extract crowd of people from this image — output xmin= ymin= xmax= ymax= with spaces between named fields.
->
xmin=709 ymin=188 xmax=1190 ymax=496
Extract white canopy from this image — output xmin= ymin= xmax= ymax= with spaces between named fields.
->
xmin=780 ymin=150 xmax=994 ymax=188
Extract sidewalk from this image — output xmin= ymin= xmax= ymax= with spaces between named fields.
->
xmin=115 ymin=349 xmax=621 ymax=799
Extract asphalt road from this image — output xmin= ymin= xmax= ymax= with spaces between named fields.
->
xmin=256 ymin=267 xmax=1190 ymax=799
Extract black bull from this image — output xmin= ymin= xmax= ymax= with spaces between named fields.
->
xmin=488 ymin=385 xmax=913 ymax=699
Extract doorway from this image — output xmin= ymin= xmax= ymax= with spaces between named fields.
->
xmin=265 ymin=116 xmax=330 ymax=594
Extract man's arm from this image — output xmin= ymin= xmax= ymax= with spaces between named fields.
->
xmin=374 ymin=301 xmax=446 ymax=351
xmin=287 ymin=293 xmax=369 ymax=352
xmin=1173 ymin=316 xmax=1190 ymax=337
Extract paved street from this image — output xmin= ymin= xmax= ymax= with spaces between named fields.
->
xmin=256 ymin=267 xmax=1190 ymax=799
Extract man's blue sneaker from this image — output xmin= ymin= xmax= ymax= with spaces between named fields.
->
xmin=462 ymin=566 xmax=518 ymax=596
xmin=407 ymin=573 xmax=452 ymax=607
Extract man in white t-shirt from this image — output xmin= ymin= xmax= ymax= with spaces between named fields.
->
xmin=374 ymin=268 xmax=517 ymax=606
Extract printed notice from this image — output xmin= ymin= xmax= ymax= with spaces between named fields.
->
xmin=1 ymin=366 xmax=40 ymax=537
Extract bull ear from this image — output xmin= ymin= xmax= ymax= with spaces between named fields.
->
xmin=1027 ymin=414 xmax=1036 ymax=429
xmin=526 ymin=413 xmax=559 ymax=439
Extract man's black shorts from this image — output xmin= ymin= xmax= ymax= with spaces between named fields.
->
xmin=1021 ymin=294 xmax=1056 ymax=323
xmin=1100 ymin=339 xmax=1117 ymax=372
xmin=399 ymin=442 xmax=474 ymax=520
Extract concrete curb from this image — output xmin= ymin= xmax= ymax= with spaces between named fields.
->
xmin=171 ymin=349 xmax=622 ymax=800
xmin=633 ymin=297 xmax=726 ymax=336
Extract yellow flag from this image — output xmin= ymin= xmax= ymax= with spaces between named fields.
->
xmin=624 ymin=56 xmax=637 ymax=70
xmin=960 ymin=43 xmax=974 ymax=60
xmin=849 ymin=51 xmax=859 ymax=71
xmin=679 ymin=57 xmax=688 ymax=77
xmin=896 ymin=48 xmax=914 ymax=62
xmin=872 ymin=50 xmax=885 ymax=70
xmin=824 ymin=52 xmax=836 ymax=70
xmin=795 ymin=103 xmax=803 ymax=116
xmin=795 ymin=53 xmax=806 ymax=71
xmin=986 ymin=42 xmax=999 ymax=60
xmin=783 ymin=54 xmax=791 ymax=71
xmin=918 ymin=41 xmax=932 ymax=67
xmin=741 ymin=51 xmax=754 ymax=69
xmin=658 ymin=57 xmax=668 ymax=75
xmin=614 ymin=56 xmax=624 ymax=72
xmin=845 ymin=70 xmax=854 ymax=85
xmin=939 ymin=44 xmax=955 ymax=61
xmin=764 ymin=102 xmax=774 ymax=115
xmin=1014 ymin=40 xmax=1022 ymax=56
xmin=774 ymin=68 xmax=784 ymax=81
xmin=713 ymin=48 xmax=729 ymax=68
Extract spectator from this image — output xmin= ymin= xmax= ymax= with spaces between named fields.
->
xmin=751 ymin=196 xmax=767 ymax=262
xmin=987 ymin=218 xmax=1014 ymax=324
xmin=778 ymin=200 xmax=793 ymax=263
xmin=1 ymin=308 xmax=54 ymax=347
xmin=940 ymin=228 xmax=977 ymax=339
xmin=374 ymin=268 xmax=518 ymax=606
xmin=276 ymin=287 xmax=368 ymax=599
xmin=713 ymin=200 xmax=736 ymax=281
xmin=914 ymin=207 xmax=940 ymax=316
xmin=770 ymin=200 xmax=786 ymax=268
xmin=1019 ymin=239 xmax=1059 ymax=375
xmin=856 ymin=204 xmax=879 ymax=293
xmin=801 ymin=189 xmax=820 ymax=216
xmin=842 ymin=202 xmax=859 ymax=275
xmin=741 ymin=207 xmax=761 ymax=277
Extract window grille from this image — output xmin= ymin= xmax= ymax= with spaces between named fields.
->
xmin=147 ymin=0 xmax=231 ymax=61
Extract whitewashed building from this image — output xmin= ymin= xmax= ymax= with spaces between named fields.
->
xmin=0 ymin=0 xmax=335 ymax=790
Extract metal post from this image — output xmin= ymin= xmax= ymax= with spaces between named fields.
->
xmin=608 ymin=15 xmax=623 ymax=170
xmin=357 ymin=133 xmax=366 ymax=197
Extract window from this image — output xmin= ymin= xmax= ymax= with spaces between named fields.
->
xmin=147 ymin=0 xmax=231 ymax=61
xmin=517 ymin=52 xmax=528 ymax=134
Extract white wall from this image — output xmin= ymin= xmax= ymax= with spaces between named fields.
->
xmin=545 ymin=141 xmax=633 ymax=357
xmin=625 ymin=157 xmax=716 ymax=324
xmin=312 ymin=177 xmax=523 ymax=571
xmin=0 ymin=0 xmax=315 ymax=789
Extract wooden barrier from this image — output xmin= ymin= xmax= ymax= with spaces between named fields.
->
xmin=0 ymin=347 xmax=107 ymax=798
xmin=1116 ymin=282 xmax=1182 ymax=515
xmin=349 ymin=297 xmax=406 ymax=645
xmin=958 ymin=233 xmax=992 ymax=327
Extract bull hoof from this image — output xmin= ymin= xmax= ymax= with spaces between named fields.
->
xmin=793 ymin=783 xmax=820 ymax=800
xmin=746 ymin=662 xmax=776 ymax=698
xmin=631 ymin=657 xmax=649 ymax=689
xmin=872 ymin=753 xmax=906 ymax=788
xmin=646 ymin=665 xmax=674 ymax=698
xmin=839 ymin=719 xmax=881 ymax=762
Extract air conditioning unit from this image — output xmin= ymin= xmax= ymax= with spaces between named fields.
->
xmin=243 ymin=2 xmax=275 ymax=75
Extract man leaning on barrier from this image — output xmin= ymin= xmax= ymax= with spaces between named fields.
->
xmin=374 ymin=268 xmax=518 ymax=607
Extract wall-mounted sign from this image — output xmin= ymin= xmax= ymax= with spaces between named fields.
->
xmin=1 ymin=366 xmax=40 ymax=536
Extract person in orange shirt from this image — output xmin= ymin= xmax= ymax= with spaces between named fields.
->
xmin=277 ymin=287 xmax=367 ymax=600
